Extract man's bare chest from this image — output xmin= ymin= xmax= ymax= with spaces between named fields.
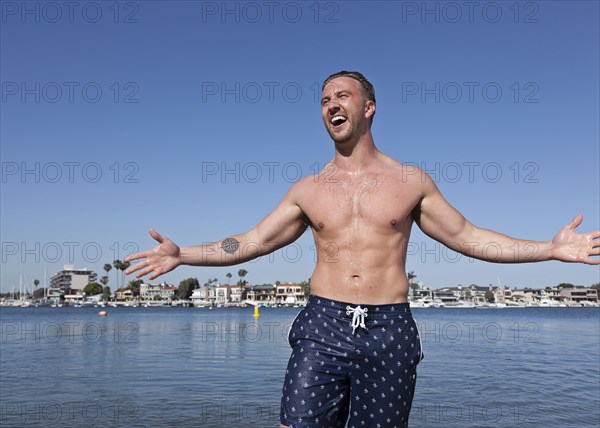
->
xmin=299 ymin=175 xmax=421 ymax=234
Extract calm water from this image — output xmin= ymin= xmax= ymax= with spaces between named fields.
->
xmin=1 ymin=306 xmax=598 ymax=427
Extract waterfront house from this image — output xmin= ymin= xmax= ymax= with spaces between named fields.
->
xmin=559 ymin=287 xmax=598 ymax=304
xmin=246 ymin=283 xmax=277 ymax=304
xmin=215 ymin=285 xmax=232 ymax=305
xmin=64 ymin=290 xmax=85 ymax=305
xmin=190 ymin=288 xmax=210 ymax=307
xmin=276 ymin=283 xmax=306 ymax=305
xmin=140 ymin=282 xmax=177 ymax=301
xmin=203 ymin=283 xmax=217 ymax=304
xmin=229 ymin=284 xmax=251 ymax=304
xmin=115 ymin=288 xmax=133 ymax=301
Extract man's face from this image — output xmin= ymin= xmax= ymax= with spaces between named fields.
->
xmin=321 ymin=77 xmax=372 ymax=144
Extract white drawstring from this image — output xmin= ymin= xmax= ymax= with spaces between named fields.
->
xmin=346 ymin=305 xmax=368 ymax=334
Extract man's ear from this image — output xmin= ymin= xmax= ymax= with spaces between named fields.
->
xmin=365 ymin=100 xmax=375 ymax=120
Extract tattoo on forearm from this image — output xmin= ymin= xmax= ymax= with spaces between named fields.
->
xmin=221 ymin=237 xmax=240 ymax=254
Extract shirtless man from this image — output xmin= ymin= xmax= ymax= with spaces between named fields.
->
xmin=125 ymin=71 xmax=599 ymax=428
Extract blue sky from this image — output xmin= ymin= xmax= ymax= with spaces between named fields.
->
xmin=1 ymin=0 xmax=599 ymax=293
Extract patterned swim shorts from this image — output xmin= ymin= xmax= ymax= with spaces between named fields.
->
xmin=280 ymin=295 xmax=424 ymax=428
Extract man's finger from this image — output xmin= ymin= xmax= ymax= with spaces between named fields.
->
xmin=136 ymin=265 xmax=155 ymax=279
xmin=125 ymin=262 xmax=145 ymax=275
xmin=124 ymin=251 xmax=146 ymax=264
xmin=149 ymin=228 xmax=164 ymax=243
xmin=569 ymin=214 xmax=583 ymax=230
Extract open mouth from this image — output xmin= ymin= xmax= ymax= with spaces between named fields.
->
xmin=330 ymin=115 xmax=347 ymax=127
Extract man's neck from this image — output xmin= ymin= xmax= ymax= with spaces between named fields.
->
xmin=332 ymin=131 xmax=379 ymax=174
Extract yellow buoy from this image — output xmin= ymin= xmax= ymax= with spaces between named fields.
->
xmin=253 ymin=306 xmax=260 ymax=318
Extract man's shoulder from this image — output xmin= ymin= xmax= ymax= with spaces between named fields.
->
xmin=380 ymin=157 xmax=434 ymax=186
xmin=284 ymin=175 xmax=316 ymax=200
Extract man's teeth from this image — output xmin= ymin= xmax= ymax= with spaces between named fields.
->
xmin=331 ymin=116 xmax=347 ymax=125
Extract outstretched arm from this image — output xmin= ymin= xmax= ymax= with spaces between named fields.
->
xmin=125 ymin=183 xmax=309 ymax=280
xmin=413 ymin=171 xmax=599 ymax=264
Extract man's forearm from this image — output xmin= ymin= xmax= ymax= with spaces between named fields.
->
xmin=450 ymin=227 xmax=554 ymax=263
xmin=179 ymin=232 xmax=279 ymax=267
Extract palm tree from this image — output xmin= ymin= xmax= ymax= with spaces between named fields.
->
xmin=113 ymin=260 xmax=131 ymax=289
xmin=204 ymin=277 xmax=218 ymax=289
xmin=33 ymin=279 xmax=40 ymax=300
xmin=238 ymin=269 xmax=248 ymax=302
xmin=104 ymin=263 xmax=112 ymax=288
xmin=113 ymin=260 xmax=123 ymax=289
xmin=122 ymin=261 xmax=130 ymax=288
xmin=100 ymin=276 xmax=109 ymax=287
xmin=408 ymin=271 xmax=418 ymax=297
xmin=226 ymin=272 xmax=232 ymax=285
xmin=407 ymin=271 xmax=417 ymax=284
xmin=300 ymin=278 xmax=311 ymax=298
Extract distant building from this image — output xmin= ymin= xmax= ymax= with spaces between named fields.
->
xmin=247 ymin=284 xmax=277 ymax=303
xmin=203 ymin=283 xmax=217 ymax=304
xmin=276 ymin=283 xmax=305 ymax=305
xmin=50 ymin=264 xmax=94 ymax=291
xmin=229 ymin=284 xmax=249 ymax=304
xmin=510 ymin=288 xmax=541 ymax=305
xmin=140 ymin=282 xmax=177 ymax=300
xmin=190 ymin=288 xmax=208 ymax=306
xmin=560 ymin=287 xmax=598 ymax=303
xmin=215 ymin=285 xmax=232 ymax=305
xmin=115 ymin=288 xmax=133 ymax=301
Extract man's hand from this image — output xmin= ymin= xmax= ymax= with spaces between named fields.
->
xmin=551 ymin=214 xmax=600 ymax=264
xmin=124 ymin=228 xmax=181 ymax=279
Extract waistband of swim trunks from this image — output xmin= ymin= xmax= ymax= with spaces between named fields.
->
xmin=307 ymin=294 xmax=412 ymax=316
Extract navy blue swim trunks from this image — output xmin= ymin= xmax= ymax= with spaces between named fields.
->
xmin=280 ymin=295 xmax=424 ymax=428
